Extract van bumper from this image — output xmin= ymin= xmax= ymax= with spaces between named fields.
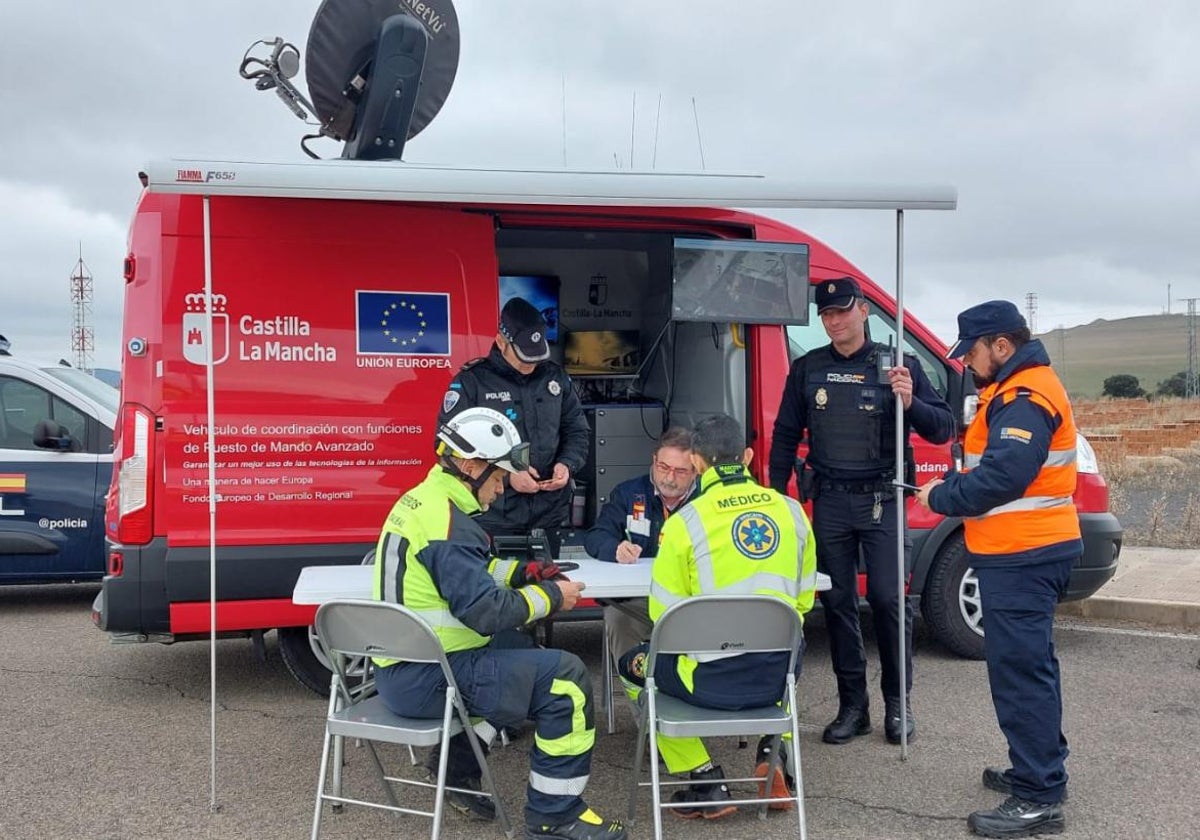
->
xmin=92 ymin=538 xmax=171 ymax=636
xmin=1064 ymin=512 xmax=1123 ymax=602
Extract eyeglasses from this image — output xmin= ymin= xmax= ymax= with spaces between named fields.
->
xmin=653 ymin=460 xmax=695 ymax=480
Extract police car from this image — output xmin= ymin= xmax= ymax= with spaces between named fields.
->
xmin=0 ymin=336 xmax=117 ymax=584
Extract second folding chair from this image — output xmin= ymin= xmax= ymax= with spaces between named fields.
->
xmin=626 ymin=594 xmax=808 ymax=840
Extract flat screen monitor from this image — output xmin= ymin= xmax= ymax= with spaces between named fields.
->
xmin=671 ymin=238 xmax=810 ymax=325
xmin=563 ymin=329 xmax=640 ymax=377
xmin=499 ymin=274 xmax=560 ymax=342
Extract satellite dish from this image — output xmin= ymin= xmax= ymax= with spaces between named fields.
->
xmin=305 ymin=0 xmax=460 ymax=157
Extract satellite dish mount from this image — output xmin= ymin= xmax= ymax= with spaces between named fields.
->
xmin=239 ymin=0 xmax=460 ymax=161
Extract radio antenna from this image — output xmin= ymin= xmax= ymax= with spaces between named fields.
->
xmin=630 ymin=92 xmax=637 ymax=170
xmin=692 ymin=96 xmax=706 ymax=170
xmin=652 ymin=93 xmax=662 ymax=169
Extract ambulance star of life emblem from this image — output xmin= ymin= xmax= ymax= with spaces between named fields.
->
xmin=548 ymin=380 xmax=561 ymax=396
xmin=815 ymin=387 xmax=828 ymax=408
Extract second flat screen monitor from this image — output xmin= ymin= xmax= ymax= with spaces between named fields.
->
xmin=672 ymin=238 xmax=810 ymax=325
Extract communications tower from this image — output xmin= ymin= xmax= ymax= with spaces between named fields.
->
xmin=69 ymin=249 xmax=94 ymax=373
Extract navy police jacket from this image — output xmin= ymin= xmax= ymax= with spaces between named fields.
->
xmin=440 ymin=344 xmax=590 ymax=533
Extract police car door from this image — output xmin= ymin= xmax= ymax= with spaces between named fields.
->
xmin=0 ymin=366 xmax=114 ymax=583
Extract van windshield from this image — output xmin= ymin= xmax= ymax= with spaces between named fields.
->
xmin=43 ymin=367 xmax=119 ymax=413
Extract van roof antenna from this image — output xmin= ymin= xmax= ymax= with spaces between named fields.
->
xmin=238 ymin=0 xmax=461 ymax=161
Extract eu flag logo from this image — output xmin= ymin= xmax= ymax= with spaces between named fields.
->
xmin=356 ymin=291 xmax=451 ymax=355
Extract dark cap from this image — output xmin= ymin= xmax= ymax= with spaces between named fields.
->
xmin=814 ymin=277 xmax=863 ymax=314
xmin=499 ymin=297 xmax=550 ymax=363
xmin=946 ymin=300 xmax=1027 ymax=359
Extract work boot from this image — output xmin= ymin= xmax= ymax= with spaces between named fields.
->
xmin=423 ymin=732 xmax=494 ymax=820
xmin=526 ymin=807 xmax=628 ymax=840
xmin=670 ymin=764 xmax=737 ymax=820
xmin=884 ymin=697 xmax=916 ymax=744
xmin=822 ymin=706 xmax=872 ymax=744
xmin=967 ymin=796 xmax=1065 ymax=838
xmin=753 ymin=735 xmax=795 ymax=811
xmin=982 ymin=767 xmax=1069 ymax=803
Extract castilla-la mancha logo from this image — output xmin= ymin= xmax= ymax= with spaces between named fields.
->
xmin=183 ymin=291 xmax=230 ymax=365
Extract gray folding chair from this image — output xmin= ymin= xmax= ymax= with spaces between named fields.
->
xmin=311 ymin=599 xmax=513 ymax=840
xmin=627 ymin=594 xmax=807 ymax=840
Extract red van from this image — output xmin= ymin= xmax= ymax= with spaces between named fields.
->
xmin=93 ymin=160 xmax=1121 ymax=691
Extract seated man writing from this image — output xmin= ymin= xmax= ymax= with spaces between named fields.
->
xmin=584 ymin=426 xmax=698 ymax=667
xmin=372 ymin=406 xmax=626 ymax=840
xmin=618 ymin=413 xmax=818 ymax=819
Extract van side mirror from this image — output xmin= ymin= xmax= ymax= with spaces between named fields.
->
xmin=33 ymin=419 xmax=77 ymax=452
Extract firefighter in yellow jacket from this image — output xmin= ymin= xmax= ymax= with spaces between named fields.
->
xmin=373 ymin=407 xmax=626 ymax=840
xmin=618 ymin=413 xmax=817 ymax=819
xmin=917 ymin=301 xmax=1079 ymax=838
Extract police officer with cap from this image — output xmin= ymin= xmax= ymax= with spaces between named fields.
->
xmin=917 ymin=300 xmax=1077 ymax=837
xmin=439 ymin=296 xmax=590 ymax=538
xmin=768 ymin=276 xmax=953 ymax=746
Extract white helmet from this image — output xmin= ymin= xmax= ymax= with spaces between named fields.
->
xmin=436 ymin=407 xmax=530 ymax=474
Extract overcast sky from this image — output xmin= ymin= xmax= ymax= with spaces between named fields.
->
xmin=1 ymin=0 xmax=1197 ymax=369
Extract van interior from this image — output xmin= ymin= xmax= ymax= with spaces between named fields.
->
xmin=495 ymin=226 xmax=809 ymax=531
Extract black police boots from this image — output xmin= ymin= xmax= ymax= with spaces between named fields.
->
xmin=822 ymin=706 xmax=872 ymax=744
xmin=968 ymin=796 xmax=1065 ymax=837
xmin=670 ymin=765 xmax=737 ymax=820
xmin=884 ymin=697 xmax=916 ymax=744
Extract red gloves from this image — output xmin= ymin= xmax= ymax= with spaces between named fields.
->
xmin=521 ymin=560 xmax=578 ymax=584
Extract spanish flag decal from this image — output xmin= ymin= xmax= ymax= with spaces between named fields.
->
xmin=1000 ymin=427 xmax=1033 ymax=443
xmin=0 ymin=474 xmax=27 ymax=493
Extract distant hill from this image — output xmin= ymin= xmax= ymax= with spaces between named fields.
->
xmin=1038 ymin=313 xmax=1190 ymax=398
xmin=93 ymin=368 xmax=120 ymax=388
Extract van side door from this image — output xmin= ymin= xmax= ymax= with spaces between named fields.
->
xmin=0 ymin=374 xmax=109 ymax=582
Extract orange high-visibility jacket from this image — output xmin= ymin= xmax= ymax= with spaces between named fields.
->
xmin=961 ymin=365 xmax=1081 ymax=557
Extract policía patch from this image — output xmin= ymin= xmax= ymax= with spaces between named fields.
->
xmin=732 ymin=511 xmax=780 ymax=559
xmin=1000 ymin=426 xmax=1033 ymax=443
xmin=815 ymin=387 xmax=828 ymax=408
xmin=442 ymin=390 xmax=460 ymax=413
xmin=548 ymin=379 xmax=561 ymax=396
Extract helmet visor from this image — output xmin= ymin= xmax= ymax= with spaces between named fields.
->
xmin=495 ymin=441 xmax=531 ymax=474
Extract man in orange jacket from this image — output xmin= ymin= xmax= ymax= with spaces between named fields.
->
xmin=917 ymin=300 xmax=1079 ymax=838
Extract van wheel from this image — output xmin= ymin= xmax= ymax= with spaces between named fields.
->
xmin=921 ymin=532 xmax=986 ymax=660
xmin=279 ymin=625 xmax=372 ymax=696
xmin=278 ymin=626 xmax=335 ymax=695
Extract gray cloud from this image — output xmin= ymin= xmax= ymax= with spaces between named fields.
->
xmin=1 ymin=0 xmax=1197 ymax=366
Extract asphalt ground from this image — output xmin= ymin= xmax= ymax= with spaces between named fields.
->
xmin=2 ymin=583 xmax=1198 ymax=840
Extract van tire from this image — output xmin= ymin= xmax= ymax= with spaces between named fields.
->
xmin=278 ymin=626 xmax=335 ymax=696
xmin=921 ymin=532 xmax=986 ymax=660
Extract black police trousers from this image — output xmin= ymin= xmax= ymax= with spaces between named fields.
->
xmin=813 ymin=486 xmax=913 ymax=710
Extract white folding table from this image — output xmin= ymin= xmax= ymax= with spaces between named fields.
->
xmin=293 ymin=559 xmax=829 ymax=733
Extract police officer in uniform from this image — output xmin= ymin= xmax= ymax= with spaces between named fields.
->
xmin=373 ymin=406 xmax=627 ymax=840
xmin=918 ymin=301 xmax=1078 ymax=837
xmin=439 ymin=297 xmax=590 ymax=537
xmin=768 ymin=277 xmax=953 ymax=745
xmin=619 ymin=414 xmax=818 ymax=818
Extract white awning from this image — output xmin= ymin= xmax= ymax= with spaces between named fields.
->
xmin=144 ymin=158 xmax=957 ymax=211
